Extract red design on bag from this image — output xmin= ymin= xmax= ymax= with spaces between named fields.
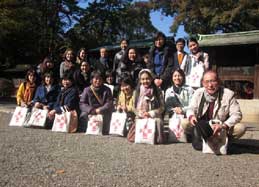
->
xmin=112 ymin=119 xmax=121 ymax=130
xmin=89 ymin=118 xmax=101 ymax=131
xmin=57 ymin=116 xmax=66 ymax=128
xmin=34 ymin=112 xmax=44 ymax=123
xmin=171 ymin=123 xmax=184 ymax=139
xmin=140 ymin=124 xmax=152 ymax=139
xmin=15 ymin=111 xmax=24 ymax=122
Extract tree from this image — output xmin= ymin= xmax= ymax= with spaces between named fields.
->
xmin=0 ymin=0 xmax=82 ymax=67
xmin=150 ymin=0 xmax=259 ymax=35
xmin=67 ymin=0 xmax=158 ymax=49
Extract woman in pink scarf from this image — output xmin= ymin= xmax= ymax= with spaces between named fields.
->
xmin=128 ymin=69 xmax=165 ymax=144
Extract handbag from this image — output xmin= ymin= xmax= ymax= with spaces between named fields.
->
xmin=86 ymin=114 xmax=103 ymax=135
xmin=27 ymin=108 xmax=48 ymax=127
xmin=202 ymin=120 xmax=228 ymax=155
xmin=109 ymin=112 xmax=127 ymax=136
xmin=186 ymin=63 xmax=204 ymax=88
xmin=168 ymin=113 xmax=186 ymax=143
xmin=135 ymin=118 xmax=156 ymax=145
xmin=9 ymin=106 xmax=29 ymax=127
xmin=127 ymin=123 xmax=136 ymax=142
xmin=52 ymin=107 xmax=78 ymax=133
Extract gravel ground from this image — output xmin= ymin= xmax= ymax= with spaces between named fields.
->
xmin=1 ymin=112 xmax=259 ymax=187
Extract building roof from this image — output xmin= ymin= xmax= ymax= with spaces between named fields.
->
xmin=198 ymin=30 xmax=259 ymax=47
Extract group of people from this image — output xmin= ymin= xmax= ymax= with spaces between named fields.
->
xmin=15 ymin=31 xmax=246 ymax=150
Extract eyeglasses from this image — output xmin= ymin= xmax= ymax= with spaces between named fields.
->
xmin=203 ymin=80 xmax=218 ymax=84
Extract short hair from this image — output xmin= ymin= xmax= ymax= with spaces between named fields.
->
xmin=202 ymin=70 xmax=221 ymax=85
xmin=105 ymin=69 xmax=114 ymax=77
xmin=120 ymin=38 xmax=129 ymax=45
xmin=100 ymin=47 xmax=107 ymax=52
xmin=120 ymin=76 xmax=134 ymax=89
xmin=91 ymin=70 xmax=104 ymax=80
xmin=153 ymin=31 xmax=166 ymax=42
xmin=176 ymin=38 xmax=186 ymax=46
xmin=171 ymin=68 xmax=186 ymax=86
xmin=80 ymin=61 xmax=89 ymax=66
xmin=187 ymin=37 xmax=198 ymax=46
xmin=62 ymin=72 xmax=74 ymax=83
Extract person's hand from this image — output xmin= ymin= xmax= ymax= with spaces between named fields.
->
xmin=189 ymin=115 xmax=197 ymax=126
xmin=121 ymin=105 xmax=127 ymax=112
xmin=211 ymin=123 xmax=223 ymax=136
xmin=154 ymin=78 xmax=163 ymax=87
xmin=117 ymin=105 xmax=123 ymax=112
xmin=21 ymin=101 xmax=27 ymax=107
xmin=43 ymin=105 xmax=49 ymax=111
xmin=35 ymin=102 xmax=42 ymax=109
xmin=173 ymin=107 xmax=183 ymax=115
xmin=48 ymin=110 xmax=56 ymax=119
xmin=142 ymin=112 xmax=150 ymax=118
xmin=212 ymin=124 xmax=228 ymax=136
xmin=95 ymin=108 xmax=101 ymax=114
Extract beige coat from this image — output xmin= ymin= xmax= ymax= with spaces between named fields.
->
xmin=187 ymin=87 xmax=242 ymax=128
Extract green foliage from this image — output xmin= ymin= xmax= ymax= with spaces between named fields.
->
xmin=0 ymin=0 xmax=157 ymax=68
xmin=150 ymin=0 xmax=259 ymax=35
xmin=67 ymin=0 xmax=158 ymax=49
xmin=0 ymin=0 xmax=81 ymax=67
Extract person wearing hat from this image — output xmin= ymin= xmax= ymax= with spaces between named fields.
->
xmin=79 ymin=70 xmax=114 ymax=134
xmin=187 ymin=70 xmax=246 ymax=149
xmin=147 ymin=32 xmax=178 ymax=90
xmin=127 ymin=69 xmax=165 ymax=144
xmin=48 ymin=72 xmax=79 ymax=119
xmin=32 ymin=72 xmax=60 ymax=111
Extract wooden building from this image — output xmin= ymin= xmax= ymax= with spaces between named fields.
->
xmin=198 ymin=30 xmax=259 ymax=99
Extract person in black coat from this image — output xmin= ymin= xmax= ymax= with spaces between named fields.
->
xmin=48 ymin=72 xmax=79 ymax=117
xmin=116 ymin=47 xmax=145 ymax=86
xmin=93 ymin=47 xmax=113 ymax=75
xmin=147 ymin=32 xmax=178 ymax=90
xmin=73 ymin=61 xmax=91 ymax=95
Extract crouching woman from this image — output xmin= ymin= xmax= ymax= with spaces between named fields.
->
xmin=48 ymin=73 xmax=79 ymax=128
xmin=79 ymin=71 xmax=113 ymax=134
xmin=127 ymin=69 xmax=165 ymax=144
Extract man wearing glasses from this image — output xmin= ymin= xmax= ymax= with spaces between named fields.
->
xmin=186 ymin=70 xmax=246 ymax=147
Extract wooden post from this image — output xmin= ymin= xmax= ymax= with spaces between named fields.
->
xmin=254 ymin=64 xmax=259 ymax=99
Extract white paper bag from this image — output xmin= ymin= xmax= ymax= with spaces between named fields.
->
xmin=186 ymin=64 xmax=204 ymax=88
xmin=109 ymin=112 xmax=127 ymax=136
xmin=202 ymin=128 xmax=228 ymax=155
xmin=135 ymin=118 xmax=156 ymax=145
xmin=52 ymin=111 xmax=71 ymax=132
xmin=86 ymin=114 xmax=103 ymax=135
xmin=28 ymin=108 xmax=48 ymax=127
xmin=9 ymin=106 xmax=29 ymax=127
xmin=168 ymin=114 xmax=186 ymax=143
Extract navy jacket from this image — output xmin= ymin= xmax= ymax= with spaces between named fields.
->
xmin=33 ymin=84 xmax=60 ymax=109
xmin=54 ymin=86 xmax=79 ymax=114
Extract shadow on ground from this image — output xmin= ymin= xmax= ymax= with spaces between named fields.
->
xmin=228 ymin=139 xmax=259 ymax=154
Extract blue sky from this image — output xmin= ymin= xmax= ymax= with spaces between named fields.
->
xmin=149 ymin=10 xmax=188 ymax=39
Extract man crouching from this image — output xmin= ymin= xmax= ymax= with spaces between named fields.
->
xmin=187 ymin=70 xmax=246 ymax=151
